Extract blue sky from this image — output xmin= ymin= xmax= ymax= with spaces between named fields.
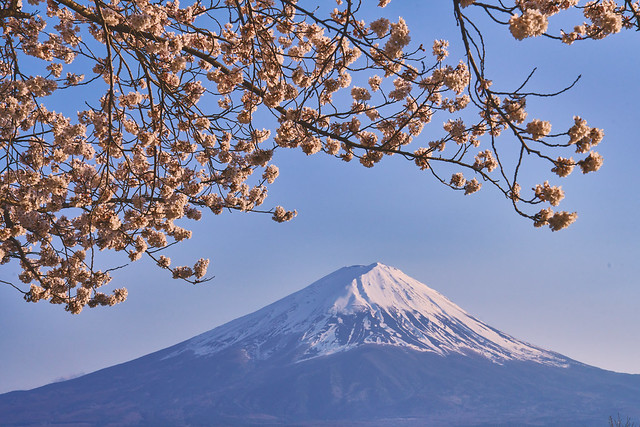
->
xmin=1 ymin=2 xmax=639 ymax=394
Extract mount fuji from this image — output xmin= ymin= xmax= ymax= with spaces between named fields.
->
xmin=1 ymin=263 xmax=639 ymax=426
xmin=164 ymin=262 xmax=570 ymax=366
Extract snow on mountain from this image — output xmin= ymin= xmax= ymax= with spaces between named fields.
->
xmin=3 ymin=263 xmax=639 ymax=426
xmin=165 ymin=262 xmax=569 ymax=367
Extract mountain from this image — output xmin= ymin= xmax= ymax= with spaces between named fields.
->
xmin=165 ymin=262 xmax=569 ymax=366
xmin=1 ymin=263 xmax=639 ymax=426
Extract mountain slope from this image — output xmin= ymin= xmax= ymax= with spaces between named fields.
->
xmin=166 ymin=263 xmax=569 ymax=366
xmin=1 ymin=263 xmax=639 ymax=426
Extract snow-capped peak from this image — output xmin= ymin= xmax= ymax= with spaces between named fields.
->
xmin=164 ymin=263 xmax=570 ymax=367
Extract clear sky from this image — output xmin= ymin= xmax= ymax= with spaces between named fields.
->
xmin=1 ymin=2 xmax=639 ymax=394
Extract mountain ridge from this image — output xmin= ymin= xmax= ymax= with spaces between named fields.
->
xmin=163 ymin=262 xmax=572 ymax=367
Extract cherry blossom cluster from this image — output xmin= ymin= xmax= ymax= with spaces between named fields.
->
xmin=0 ymin=0 xmax=630 ymax=312
xmin=463 ymin=0 xmax=638 ymax=43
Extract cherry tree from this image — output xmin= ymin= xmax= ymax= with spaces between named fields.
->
xmin=0 ymin=0 xmax=637 ymax=313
